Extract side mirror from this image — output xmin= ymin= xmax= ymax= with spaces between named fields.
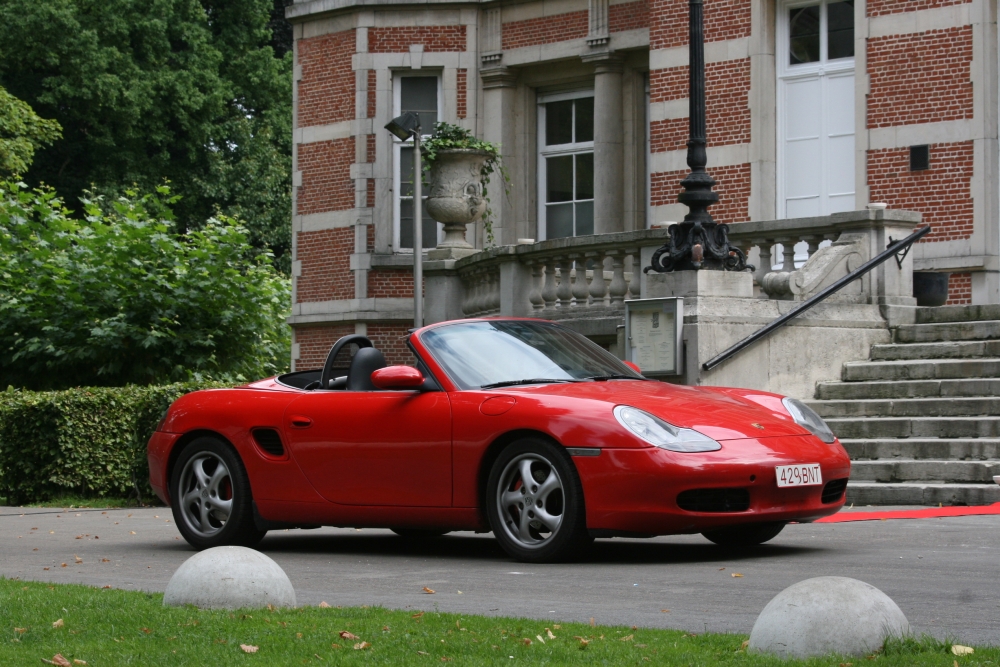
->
xmin=623 ymin=361 xmax=641 ymax=373
xmin=371 ymin=365 xmax=425 ymax=390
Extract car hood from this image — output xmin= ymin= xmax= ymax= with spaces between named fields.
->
xmin=497 ymin=380 xmax=810 ymax=441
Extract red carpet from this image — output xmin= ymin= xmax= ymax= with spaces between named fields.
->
xmin=816 ymin=503 xmax=1000 ymax=523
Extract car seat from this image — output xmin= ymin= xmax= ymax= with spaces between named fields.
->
xmin=346 ymin=347 xmax=388 ymax=390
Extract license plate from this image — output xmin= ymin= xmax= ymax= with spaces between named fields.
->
xmin=775 ymin=463 xmax=823 ymax=488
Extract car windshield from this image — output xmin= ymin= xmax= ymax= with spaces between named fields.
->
xmin=419 ymin=320 xmax=643 ymax=390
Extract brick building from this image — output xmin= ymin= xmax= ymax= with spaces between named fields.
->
xmin=285 ymin=0 xmax=999 ymax=369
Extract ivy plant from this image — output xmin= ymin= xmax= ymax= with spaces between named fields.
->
xmin=421 ymin=122 xmax=510 ymax=245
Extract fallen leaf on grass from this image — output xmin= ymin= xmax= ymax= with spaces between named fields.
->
xmin=440 ymin=657 xmax=452 ymax=662
xmin=741 ymin=640 xmax=750 ymax=650
xmin=546 ymin=629 xmax=556 ymax=639
xmin=839 ymin=663 xmax=853 ymax=667
xmin=535 ymin=635 xmax=545 ymax=644
xmin=522 ymin=638 xmax=531 ymax=646
xmin=353 ymin=642 xmax=371 ymax=650
xmin=319 ymin=601 xmax=330 ymax=608
xmin=575 ymin=637 xmax=589 ymax=649
xmin=620 ymin=634 xmax=634 ymax=642
xmin=141 ymin=628 xmax=152 ymax=634
xmin=417 ymin=650 xmax=429 ymax=655
xmin=422 ymin=587 xmax=435 ymax=594
xmin=296 ymin=633 xmax=303 ymax=639
xmin=240 ymin=644 xmax=258 ymax=653
xmin=954 ymin=662 xmax=960 ymax=667
xmin=589 ymin=617 xmax=595 ymax=627
xmin=952 ymin=645 xmax=974 ymax=656
xmin=412 ymin=612 xmax=424 ymax=620
xmin=553 ymin=625 xmax=560 ymax=630
xmin=330 ymin=644 xmax=341 ymax=649
xmin=339 ymin=631 xmax=359 ymax=640
xmin=42 ymin=654 xmax=71 ymax=666
xmin=73 ymin=660 xmax=87 ymax=665
xmin=52 ymin=619 xmax=64 ymax=629
xmin=731 ymin=573 xmax=744 ymax=578
xmin=101 ymin=586 xmax=111 ymax=590
xmin=636 ymin=643 xmax=647 ymax=648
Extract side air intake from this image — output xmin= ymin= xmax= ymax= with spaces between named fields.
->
xmin=252 ymin=428 xmax=285 ymax=457
xmin=821 ymin=478 xmax=848 ymax=504
xmin=676 ymin=488 xmax=750 ymax=513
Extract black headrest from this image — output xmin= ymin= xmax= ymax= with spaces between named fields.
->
xmin=346 ymin=347 xmax=388 ymax=391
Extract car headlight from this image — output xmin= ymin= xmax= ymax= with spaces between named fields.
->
xmin=613 ymin=405 xmax=721 ymax=452
xmin=782 ymin=397 xmax=836 ymax=444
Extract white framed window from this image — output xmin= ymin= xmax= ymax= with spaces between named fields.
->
xmin=393 ymin=73 xmax=443 ymax=252
xmin=537 ymin=90 xmax=595 ymax=241
xmin=777 ymin=0 xmax=855 ymax=219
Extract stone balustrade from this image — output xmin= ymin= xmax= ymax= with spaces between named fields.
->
xmin=423 ymin=209 xmax=923 ymax=351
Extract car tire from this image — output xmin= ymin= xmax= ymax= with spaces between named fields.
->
xmin=170 ymin=435 xmax=267 ymax=550
xmin=701 ymin=521 xmax=786 ymax=547
xmin=486 ymin=437 xmax=591 ymax=563
xmin=390 ymin=528 xmax=450 ymax=539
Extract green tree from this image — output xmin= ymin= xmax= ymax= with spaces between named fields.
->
xmin=0 ymin=0 xmax=292 ymax=272
xmin=0 ymin=86 xmax=62 ymax=177
xmin=0 ymin=180 xmax=291 ymax=391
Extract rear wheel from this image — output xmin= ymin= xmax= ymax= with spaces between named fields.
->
xmin=170 ymin=436 xmax=266 ymax=549
xmin=486 ymin=438 xmax=591 ymax=563
xmin=702 ymin=521 xmax=786 ymax=547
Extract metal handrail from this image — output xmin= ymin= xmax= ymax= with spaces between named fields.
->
xmin=702 ymin=225 xmax=931 ymax=371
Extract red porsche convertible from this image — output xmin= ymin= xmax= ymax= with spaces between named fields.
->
xmin=148 ymin=318 xmax=849 ymax=562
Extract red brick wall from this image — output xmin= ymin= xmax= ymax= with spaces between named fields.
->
xmin=366 ymin=70 xmax=376 ymax=118
xmin=867 ymin=26 xmax=973 ymax=129
xmin=297 ymin=30 xmax=355 ymax=128
xmin=457 ymin=68 xmax=467 ymax=119
xmin=650 ymin=163 xmax=750 ymax=224
xmin=369 ymin=26 xmax=466 ymax=53
xmin=946 ymin=272 xmax=972 ymax=305
xmin=368 ymin=269 xmax=415 ymax=299
xmin=297 ymin=138 xmax=355 ymax=215
xmin=867 ymin=0 xmax=970 ymax=17
xmin=650 ymin=0 xmax=750 ymax=50
xmin=609 ymin=0 xmax=649 ymax=32
xmin=294 ymin=323 xmax=415 ymax=369
xmin=295 ymin=324 xmax=356 ymax=370
xmin=649 ymin=59 xmax=751 ymax=150
xmin=367 ymin=323 xmax=417 ymax=366
xmin=502 ymin=11 xmax=588 ymax=50
xmin=296 ymin=228 xmax=355 ymax=302
xmin=867 ymin=142 xmax=973 ymax=242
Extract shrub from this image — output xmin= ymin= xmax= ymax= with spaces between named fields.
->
xmin=0 ymin=181 xmax=291 ymax=390
xmin=0 ymin=383 xmax=225 ymax=504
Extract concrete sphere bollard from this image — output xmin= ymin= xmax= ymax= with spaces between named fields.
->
xmin=748 ymin=576 xmax=909 ymax=659
xmin=163 ymin=546 xmax=296 ymax=610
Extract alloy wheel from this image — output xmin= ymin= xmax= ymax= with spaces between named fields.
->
xmin=495 ymin=453 xmax=565 ymax=548
xmin=177 ymin=452 xmax=234 ymax=538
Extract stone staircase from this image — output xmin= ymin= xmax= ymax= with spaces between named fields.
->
xmin=806 ymin=304 xmax=1000 ymax=506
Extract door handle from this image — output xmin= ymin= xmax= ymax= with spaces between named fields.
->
xmin=290 ymin=415 xmax=313 ymax=429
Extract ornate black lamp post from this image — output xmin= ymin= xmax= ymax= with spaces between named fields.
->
xmin=646 ymin=0 xmax=750 ymax=273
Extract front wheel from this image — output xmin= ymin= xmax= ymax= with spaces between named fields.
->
xmin=702 ymin=521 xmax=786 ymax=547
xmin=170 ymin=436 xmax=266 ymax=549
xmin=486 ymin=438 xmax=591 ymax=563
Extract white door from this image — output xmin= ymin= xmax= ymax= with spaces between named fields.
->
xmin=778 ymin=0 xmax=856 ymax=219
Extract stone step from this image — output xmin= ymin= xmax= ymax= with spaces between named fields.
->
xmin=815 ymin=377 xmax=1000 ymax=400
xmin=845 ymin=481 xmax=1000 ymax=506
xmin=870 ymin=339 xmax=1000 ymax=361
xmin=841 ymin=438 xmax=1000 ymax=461
xmin=808 ymin=397 xmax=1000 ymax=418
xmin=894 ymin=320 xmax=1000 ymax=343
xmin=827 ymin=416 xmax=1000 ymax=439
xmin=916 ymin=304 xmax=1000 ymax=324
xmin=850 ymin=459 xmax=1000 ymax=483
xmin=841 ymin=358 xmax=1000 ymax=382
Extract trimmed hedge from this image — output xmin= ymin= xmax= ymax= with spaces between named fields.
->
xmin=0 ymin=383 xmax=225 ymax=504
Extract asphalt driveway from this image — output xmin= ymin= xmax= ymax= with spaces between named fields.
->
xmin=2 ymin=505 xmax=997 ymax=645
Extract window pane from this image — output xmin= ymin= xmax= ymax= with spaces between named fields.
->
xmin=546 ymin=203 xmax=574 ymax=239
xmin=575 ymin=97 xmax=594 ymax=143
xmin=545 ymin=100 xmax=573 ymax=145
xmin=399 ymin=147 xmax=429 ymax=197
xmin=827 ymin=1 xmax=854 ymax=60
xmin=575 ymin=152 xmax=594 ymax=200
xmin=575 ymin=201 xmax=594 ymax=236
xmin=401 ymin=77 xmax=438 ymax=132
xmin=399 ymin=199 xmax=438 ymax=249
xmin=789 ymin=5 xmax=820 ymax=65
xmin=546 ymin=155 xmax=574 ymax=203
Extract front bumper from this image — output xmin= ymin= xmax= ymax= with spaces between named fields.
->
xmin=574 ymin=435 xmax=850 ymax=535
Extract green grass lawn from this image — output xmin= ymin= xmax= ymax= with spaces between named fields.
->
xmin=0 ymin=578 xmax=994 ymax=666
xmin=4 ymin=496 xmax=163 ymax=509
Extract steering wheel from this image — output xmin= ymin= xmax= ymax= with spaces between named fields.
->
xmin=319 ymin=334 xmax=373 ymax=390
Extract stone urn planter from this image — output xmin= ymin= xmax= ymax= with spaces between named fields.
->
xmin=913 ymin=271 xmax=949 ymax=307
xmin=425 ymin=148 xmax=489 ymax=259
